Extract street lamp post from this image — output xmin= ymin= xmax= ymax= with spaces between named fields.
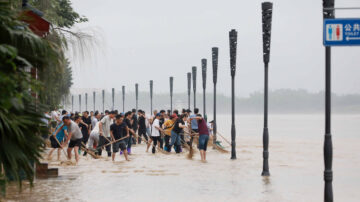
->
xmin=85 ymin=93 xmax=88 ymax=111
xmin=150 ymin=80 xmax=153 ymax=114
xmin=170 ymin=77 xmax=174 ymax=113
xmin=135 ymin=83 xmax=139 ymax=113
xmin=112 ymin=88 xmax=115 ymax=111
xmin=212 ymin=47 xmax=219 ymax=148
xmin=229 ymin=29 xmax=237 ymax=160
xmin=187 ymin=72 xmax=191 ymax=110
xmin=323 ymin=0 xmax=334 ymax=201
xmin=122 ymin=86 xmax=125 ymax=113
xmin=102 ymin=90 xmax=105 ymax=113
xmin=79 ymin=94 xmax=81 ymax=112
xmin=202 ymin=59 xmax=207 ymax=121
xmin=71 ymin=95 xmax=74 ymax=112
xmin=192 ymin=67 xmax=197 ymax=111
xmin=93 ymin=91 xmax=96 ymax=112
xmin=261 ymin=1 xmax=273 ymax=177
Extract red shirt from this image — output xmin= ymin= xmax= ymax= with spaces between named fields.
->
xmin=197 ymin=118 xmax=209 ymax=135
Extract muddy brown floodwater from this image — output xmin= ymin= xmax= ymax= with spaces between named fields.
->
xmin=3 ymin=114 xmax=360 ymax=202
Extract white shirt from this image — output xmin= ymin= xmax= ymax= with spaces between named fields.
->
xmin=92 ymin=122 xmax=100 ymax=133
xmin=91 ymin=116 xmax=98 ymax=129
xmin=151 ymin=119 xmax=160 ymax=137
xmin=51 ymin=111 xmax=59 ymax=122
xmin=100 ymin=115 xmax=112 ymax=137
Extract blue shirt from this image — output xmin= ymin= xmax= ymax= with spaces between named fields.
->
xmin=190 ymin=114 xmax=198 ymax=129
xmin=53 ymin=123 xmax=67 ymax=142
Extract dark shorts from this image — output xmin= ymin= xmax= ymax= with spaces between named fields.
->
xmin=113 ymin=141 xmax=126 ymax=153
xmin=69 ymin=138 xmax=82 ymax=148
xmin=198 ymin=135 xmax=209 ymax=151
xmin=50 ymin=136 xmax=61 ymax=148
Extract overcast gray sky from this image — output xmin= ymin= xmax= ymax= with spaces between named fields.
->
xmin=69 ymin=0 xmax=360 ymax=97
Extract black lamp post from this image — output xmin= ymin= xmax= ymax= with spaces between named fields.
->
xmin=170 ymin=77 xmax=174 ymax=113
xmin=102 ymin=89 xmax=105 ymax=113
xmin=261 ymin=1 xmax=273 ymax=177
xmin=112 ymin=88 xmax=115 ymax=111
xmin=187 ymin=72 xmax=191 ymax=110
xmin=122 ymin=86 xmax=125 ymax=113
xmin=229 ymin=29 xmax=237 ymax=160
xmin=79 ymin=94 xmax=81 ymax=112
xmin=192 ymin=66 xmax=197 ymax=111
xmin=323 ymin=0 xmax=334 ymax=201
xmin=93 ymin=91 xmax=96 ymax=112
xmin=150 ymin=80 xmax=153 ymax=114
xmin=71 ymin=95 xmax=74 ymax=112
xmin=202 ymin=59 xmax=207 ymax=121
xmin=135 ymin=83 xmax=139 ymax=113
xmin=212 ymin=47 xmax=219 ymax=148
xmin=85 ymin=93 xmax=88 ymax=111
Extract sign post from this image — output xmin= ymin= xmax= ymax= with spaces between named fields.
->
xmin=323 ymin=0 xmax=334 ymax=201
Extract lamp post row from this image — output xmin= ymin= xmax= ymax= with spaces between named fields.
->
xmin=66 ymin=4 xmax=338 ymax=201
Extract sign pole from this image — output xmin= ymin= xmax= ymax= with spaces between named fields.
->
xmin=229 ymin=29 xmax=237 ymax=160
xmin=261 ymin=1 xmax=273 ymax=177
xmin=187 ymin=72 xmax=191 ymax=110
xmin=170 ymin=77 xmax=174 ymax=113
xmin=212 ymin=47 xmax=218 ymax=149
xmin=323 ymin=0 xmax=334 ymax=201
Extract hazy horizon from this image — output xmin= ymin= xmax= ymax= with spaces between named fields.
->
xmin=69 ymin=0 xmax=360 ymax=97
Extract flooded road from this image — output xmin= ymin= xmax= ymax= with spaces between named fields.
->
xmin=4 ymin=114 xmax=360 ymax=202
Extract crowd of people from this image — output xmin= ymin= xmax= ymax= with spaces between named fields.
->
xmin=44 ymin=107 xmax=215 ymax=164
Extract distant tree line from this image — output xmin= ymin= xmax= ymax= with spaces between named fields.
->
xmin=68 ymin=89 xmax=360 ymax=114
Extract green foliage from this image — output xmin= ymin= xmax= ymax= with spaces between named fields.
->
xmin=0 ymin=1 xmax=54 ymax=195
xmin=29 ymin=0 xmax=88 ymax=28
xmin=0 ymin=43 xmax=46 ymax=196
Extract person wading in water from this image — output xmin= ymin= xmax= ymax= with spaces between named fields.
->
xmin=110 ymin=114 xmax=130 ymax=161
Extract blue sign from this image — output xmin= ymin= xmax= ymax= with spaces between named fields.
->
xmin=324 ymin=18 xmax=360 ymax=46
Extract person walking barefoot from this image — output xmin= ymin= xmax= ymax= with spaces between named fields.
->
xmin=110 ymin=114 xmax=130 ymax=161
xmin=190 ymin=114 xmax=210 ymax=162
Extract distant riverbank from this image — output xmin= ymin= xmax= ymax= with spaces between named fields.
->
xmin=67 ymin=89 xmax=360 ymax=114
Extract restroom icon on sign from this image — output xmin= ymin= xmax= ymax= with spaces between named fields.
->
xmin=326 ymin=24 xmax=343 ymax=41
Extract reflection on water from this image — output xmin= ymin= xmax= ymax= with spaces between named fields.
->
xmin=3 ymin=114 xmax=360 ymax=202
